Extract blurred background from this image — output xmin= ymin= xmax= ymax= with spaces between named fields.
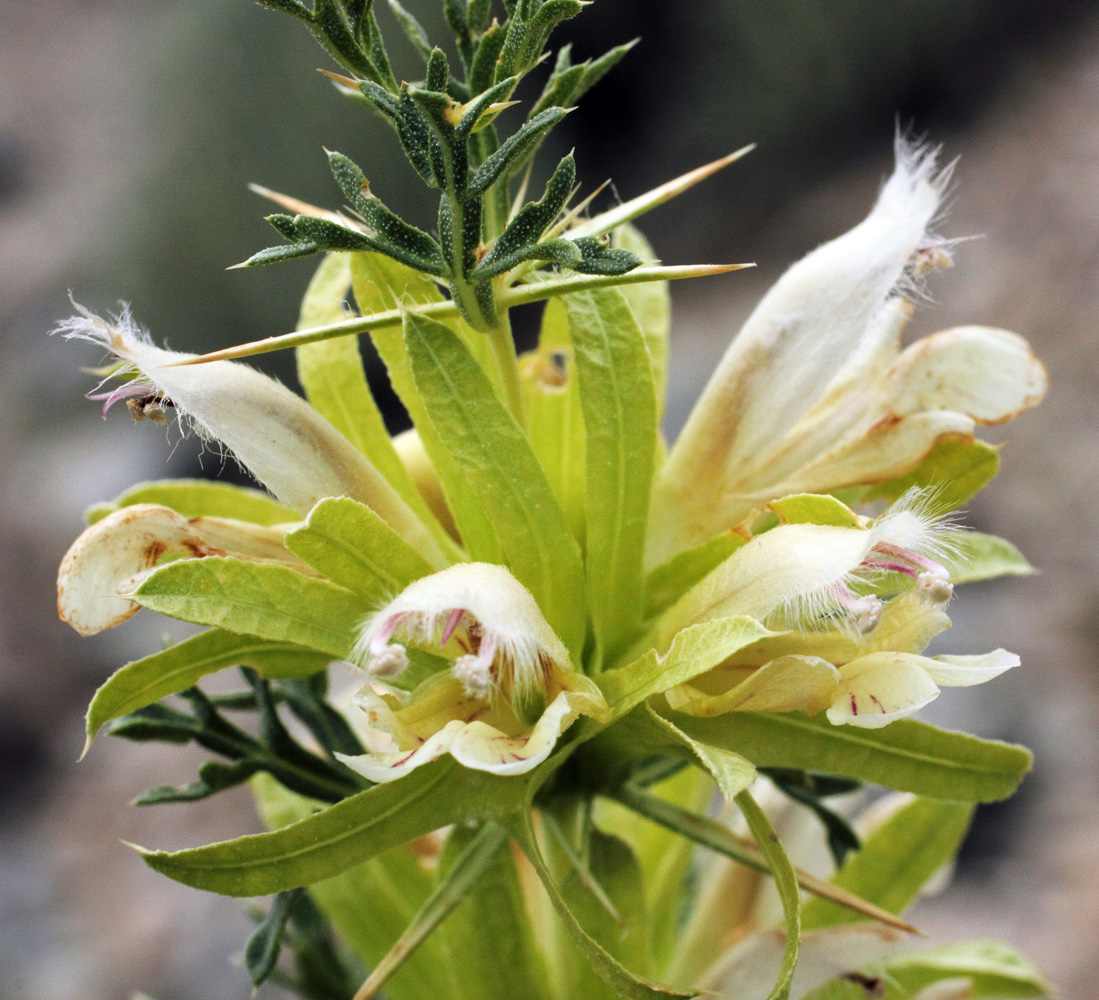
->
xmin=3 ymin=1 xmax=1098 ymax=996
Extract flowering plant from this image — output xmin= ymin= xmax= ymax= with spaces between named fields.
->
xmin=56 ymin=2 xmax=1051 ymax=998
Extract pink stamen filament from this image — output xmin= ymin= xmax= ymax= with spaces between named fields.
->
xmin=86 ymin=381 xmax=155 ymax=418
xmin=863 ymin=558 xmax=919 ymax=578
xmin=873 ymin=542 xmax=949 ymax=579
xmin=369 ymin=613 xmax=405 ymax=656
xmin=441 ymin=608 xmax=465 ymax=647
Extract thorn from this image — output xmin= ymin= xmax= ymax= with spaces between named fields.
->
xmin=319 ymin=68 xmax=360 ymax=88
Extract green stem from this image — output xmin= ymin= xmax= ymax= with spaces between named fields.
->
xmin=486 ymin=307 xmax=526 ymax=427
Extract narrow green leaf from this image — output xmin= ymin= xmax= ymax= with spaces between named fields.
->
xmin=404 ymin=311 xmax=587 ymax=656
xmin=285 ymin=497 xmax=435 ymax=603
xmin=734 ymin=788 xmax=802 ymax=1000
xmin=245 ymin=888 xmax=301 ymax=987
xmin=469 ymin=107 xmax=570 ymax=195
xmin=354 ymin=824 xmax=511 ymax=999
xmin=85 ymin=629 xmax=330 ymax=747
xmin=252 ymin=775 xmax=446 ymax=1000
xmin=351 ymin=252 xmax=502 ymax=559
xmin=521 ymin=299 xmax=587 ymax=545
xmin=945 ymin=531 xmax=1035 ymax=584
xmin=566 ymin=288 xmax=658 ymax=660
xmin=610 ymin=783 xmax=917 ymax=934
xmin=885 ymin=939 xmax=1052 ymax=998
xmin=436 ymin=821 xmax=552 ymax=1000
xmin=862 ymin=436 xmax=1000 ymax=513
xmin=599 ymin=617 xmax=771 ymax=719
xmin=131 ymin=557 xmax=367 ymax=658
xmin=644 ymin=532 xmax=746 ymax=618
xmin=801 ymin=797 xmax=974 ymax=931
xmin=141 ymin=760 xmax=522 ymax=896
xmin=85 ymin=479 xmax=294 ymax=526
xmin=769 ymin=493 xmax=861 ymax=527
xmin=506 ymin=812 xmax=699 ymax=1000
xmin=671 ymin=712 xmax=1032 ymax=802
xmin=612 ymin=224 xmax=670 ymax=415
xmin=387 ymin=0 xmax=433 ymax=57
xmin=296 ymin=255 xmax=449 ymax=553
xmin=645 ymin=707 xmax=757 ymax=800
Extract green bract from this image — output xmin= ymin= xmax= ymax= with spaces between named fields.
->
xmin=54 ymin=2 xmax=1050 ymax=999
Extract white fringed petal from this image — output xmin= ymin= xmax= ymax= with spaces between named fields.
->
xmin=56 ymin=306 xmax=444 ymax=565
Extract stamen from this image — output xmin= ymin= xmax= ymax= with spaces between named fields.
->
xmin=367 ymin=613 xmax=409 ymax=678
xmin=86 ymin=381 xmax=155 ymax=418
xmin=873 ymin=542 xmax=950 ymax=580
xmin=440 ymin=607 xmax=465 ymax=647
xmin=453 ymin=631 xmax=498 ymax=699
xmin=830 ymin=583 xmax=883 ymax=635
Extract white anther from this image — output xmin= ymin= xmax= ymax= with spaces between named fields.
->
xmin=918 ymin=572 xmax=954 ymax=604
xmin=453 ymin=654 xmax=493 ymax=699
xmin=369 ymin=644 xmax=409 ymax=678
xmin=849 ymin=595 xmax=883 ymax=635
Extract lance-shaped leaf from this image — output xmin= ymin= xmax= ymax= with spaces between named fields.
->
xmin=506 ymin=810 xmax=700 ymax=1000
xmin=520 ymin=299 xmax=587 ymax=545
xmin=294 ymin=255 xmax=454 ymax=558
xmin=351 ymin=253 xmax=502 ymax=561
xmin=353 ymin=823 xmax=511 ymax=999
xmin=387 ymin=0 xmax=432 ymax=57
xmin=802 ymin=796 xmax=974 ymax=931
xmin=570 ymin=237 xmax=642 ymax=276
xmin=469 ymin=107 xmax=570 ymax=196
xmin=473 ymin=153 xmax=576 ymax=280
xmin=670 ymin=711 xmax=1032 ymax=803
xmin=286 ymin=496 xmax=435 ymax=602
xmin=405 ymin=311 xmax=587 ymax=655
xmin=84 ymin=629 xmax=330 ymax=748
xmin=943 ymin=531 xmax=1034 ymax=584
xmin=610 ymin=783 xmax=916 ymax=934
xmin=326 ymin=151 xmax=446 ymax=272
xmin=469 ymin=19 xmax=508 ymax=93
xmin=354 ymin=80 xmax=435 ymax=184
xmin=599 ymin=616 xmax=772 ymax=720
xmin=567 ymin=287 xmax=658 ymax=659
xmin=883 ymin=939 xmax=1052 ymax=998
xmin=139 ymin=759 xmax=525 ymax=896
xmin=735 ymin=788 xmax=802 ymax=1000
xmin=86 ymin=479 xmax=295 ymax=527
xmin=130 ymin=557 xmax=367 ymax=658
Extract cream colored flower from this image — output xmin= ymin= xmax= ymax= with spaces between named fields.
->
xmin=340 ymin=563 xmax=609 ymax=780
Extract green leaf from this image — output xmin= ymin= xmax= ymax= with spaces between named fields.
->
xmin=387 ymin=0 xmax=433 ymax=57
xmin=85 ymin=629 xmax=330 ymax=747
xmin=353 ymin=824 xmax=512 ymax=999
xmin=134 ymin=758 xmax=263 ymax=806
xmin=612 ymin=224 xmax=670 ymax=415
xmin=801 ymin=797 xmax=974 ymax=931
xmin=646 ymin=708 xmax=757 ymax=801
xmin=885 ymin=939 xmax=1052 ymax=998
xmin=285 ymin=497 xmax=435 ymax=603
xmin=644 ymin=532 xmax=746 ymax=618
xmin=86 ymin=479 xmax=295 ymax=526
xmin=404 ymin=311 xmax=587 ymax=656
xmin=570 ymin=236 xmax=641 ymax=276
xmin=434 ymin=823 xmax=551 ymax=1000
xmin=945 ymin=531 xmax=1035 ymax=584
xmin=295 ymin=256 xmax=450 ymax=553
xmin=469 ymin=107 xmax=570 ymax=196
xmin=132 ymin=558 xmax=367 ymax=658
xmin=769 ymin=493 xmax=861 ymax=527
xmin=557 ymin=828 xmax=652 ymax=999
xmin=862 ymin=436 xmax=1000 ymax=513
xmin=351 ymin=252 xmax=503 ymax=559
xmin=599 ymin=617 xmax=771 ymax=720
xmin=566 ymin=288 xmax=658 ymax=660
xmin=141 ymin=759 xmax=523 ymax=896
xmin=735 ymin=788 xmax=802 ymax=1000
xmin=245 ymin=888 xmax=301 ymax=987
xmin=506 ymin=811 xmax=699 ymax=999
xmin=253 ymin=774 xmax=448 ymax=1000
xmin=610 ymin=783 xmax=916 ymax=935
xmin=671 ymin=712 xmax=1032 ymax=802
xmin=521 ymin=299 xmax=587 ymax=546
